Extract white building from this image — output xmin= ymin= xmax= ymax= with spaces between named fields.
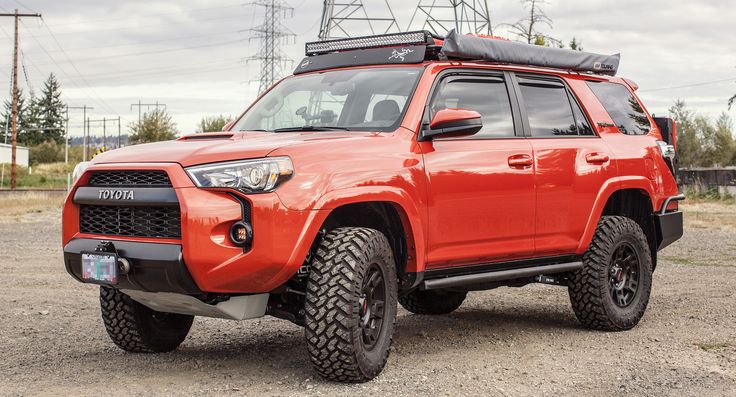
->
xmin=0 ymin=143 xmax=30 ymax=168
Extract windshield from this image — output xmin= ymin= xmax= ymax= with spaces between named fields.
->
xmin=233 ymin=67 xmax=422 ymax=132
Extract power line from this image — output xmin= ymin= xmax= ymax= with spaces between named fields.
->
xmin=30 ymin=37 xmax=244 ymax=67
xmin=0 ymin=9 xmax=41 ymax=190
xmin=638 ymin=77 xmax=736 ymax=93
xmin=20 ymin=29 xmax=243 ymax=56
xmin=45 ymin=3 xmax=248 ymax=28
xmin=18 ymin=20 xmax=116 ymax=114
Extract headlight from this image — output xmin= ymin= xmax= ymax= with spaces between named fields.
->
xmin=72 ymin=161 xmax=91 ymax=183
xmin=185 ymin=157 xmax=294 ymax=193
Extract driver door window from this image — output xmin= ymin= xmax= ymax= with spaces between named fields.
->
xmin=430 ymin=76 xmax=516 ymax=138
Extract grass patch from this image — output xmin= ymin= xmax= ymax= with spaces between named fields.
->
xmin=0 ymin=162 xmax=74 ymax=189
xmin=681 ymin=202 xmax=736 ymax=230
xmin=0 ymin=191 xmax=65 ymax=216
xmin=682 ymin=187 xmax=735 ymax=205
xmin=695 ymin=342 xmax=733 ymax=352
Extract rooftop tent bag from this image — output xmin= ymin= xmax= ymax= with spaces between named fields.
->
xmin=440 ymin=29 xmax=620 ymax=76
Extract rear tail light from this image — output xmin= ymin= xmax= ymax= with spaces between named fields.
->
xmin=656 ymin=141 xmax=676 ymax=160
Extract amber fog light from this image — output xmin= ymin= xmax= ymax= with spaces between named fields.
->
xmin=229 ymin=221 xmax=253 ymax=247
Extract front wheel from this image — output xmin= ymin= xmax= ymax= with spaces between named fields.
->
xmin=568 ymin=216 xmax=653 ymax=331
xmin=99 ymin=286 xmax=194 ymax=353
xmin=304 ymin=227 xmax=398 ymax=383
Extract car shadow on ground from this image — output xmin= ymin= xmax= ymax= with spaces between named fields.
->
xmin=134 ymin=302 xmax=585 ymax=378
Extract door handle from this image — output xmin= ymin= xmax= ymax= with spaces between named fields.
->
xmin=508 ymin=154 xmax=533 ymax=168
xmin=585 ymin=153 xmax=609 ymax=164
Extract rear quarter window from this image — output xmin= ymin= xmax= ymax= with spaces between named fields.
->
xmin=586 ymin=81 xmax=651 ymax=135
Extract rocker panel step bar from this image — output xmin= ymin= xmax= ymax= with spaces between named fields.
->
xmin=421 ymin=261 xmax=583 ymax=290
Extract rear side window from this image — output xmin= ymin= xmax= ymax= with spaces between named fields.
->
xmin=586 ymin=81 xmax=651 ymax=135
xmin=430 ymin=76 xmax=515 ymax=138
xmin=518 ymin=78 xmax=578 ymax=136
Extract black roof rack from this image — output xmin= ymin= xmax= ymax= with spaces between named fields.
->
xmin=296 ymin=29 xmax=620 ymax=76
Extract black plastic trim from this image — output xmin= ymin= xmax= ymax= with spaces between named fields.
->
xmin=73 ymin=186 xmax=179 ymax=207
xmin=654 ymin=210 xmax=683 ymax=251
xmin=63 ymin=238 xmax=202 ymax=294
xmin=424 ymin=254 xmax=580 ymax=279
xmin=422 ymin=261 xmax=582 ymax=290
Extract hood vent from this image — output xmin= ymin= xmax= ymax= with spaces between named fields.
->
xmin=178 ymin=134 xmax=234 ymax=141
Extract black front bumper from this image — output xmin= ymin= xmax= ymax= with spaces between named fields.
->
xmin=654 ymin=211 xmax=683 ymax=251
xmin=63 ymin=238 xmax=202 ymax=294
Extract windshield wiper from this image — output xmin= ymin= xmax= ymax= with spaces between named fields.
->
xmin=272 ymin=126 xmax=351 ymax=133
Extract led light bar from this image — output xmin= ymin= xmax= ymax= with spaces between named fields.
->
xmin=306 ymin=31 xmax=434 ymax=56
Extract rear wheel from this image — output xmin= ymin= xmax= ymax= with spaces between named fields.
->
xmin=399 ymin=289 xmax=467 ymax=315
xmin=568 ymin=216 xmax=653 ymax=331
xmin=99 ymin=286 xmax=194 ymax=353
xmin=304 ymin=227 xmax=398 ymax=382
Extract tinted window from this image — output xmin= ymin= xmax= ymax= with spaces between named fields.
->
xmin=518 ymin=78 xmax=577 ymax=136
xmin=431 ymin=77 xmax=515 ymax=138
xmin=586 ymin=81 xmax=651 ymax=135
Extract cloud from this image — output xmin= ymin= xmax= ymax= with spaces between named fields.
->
xmin=0 ymin=0 xmax=733 ymax=137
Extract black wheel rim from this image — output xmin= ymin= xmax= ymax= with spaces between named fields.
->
xmin=358 ymin=264 xmax=386 ymax=350
xmin=608 ymin=242 xmax=640 ymax=308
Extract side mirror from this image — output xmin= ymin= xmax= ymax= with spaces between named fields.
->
xmin=419 ymin=108 xmax=483 ymax=141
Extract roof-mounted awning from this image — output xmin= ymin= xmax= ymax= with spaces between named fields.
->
xmin=440 ymin=29 xmax=620 ymax=76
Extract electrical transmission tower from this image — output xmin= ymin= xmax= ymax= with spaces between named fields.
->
xmin=247 ymin=0 xmax=295 ymax=94
xmin=318 ymin=0 xmax=399 ymax=39
xmin=409 ymin=0 xmax=492 ymax=36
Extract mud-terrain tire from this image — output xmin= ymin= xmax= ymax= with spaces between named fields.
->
xmin=399 ymin=289 xmax=467 ymax=315
xmin=99 ymin=286 xmax=194 ymax=353
xmin=304 ymin=227 xmax=398 ymax=383
xmin=568 ymin=215 xmax=653 ymax=331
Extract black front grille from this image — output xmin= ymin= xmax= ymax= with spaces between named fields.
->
xmin=79 ymin=205 xmax=181 ymax=238
xmin=88 ymin=170 xmax=172 ymax=187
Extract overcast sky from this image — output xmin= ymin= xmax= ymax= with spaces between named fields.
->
xmin=0 ymin=0 xmax=734 ymax=139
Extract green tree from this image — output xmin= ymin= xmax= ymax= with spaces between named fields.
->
xmin=20 ymin=92 xmax=45 ymax=146
xmin=37 ymin=73 xmax=66 ymax=144
xmin=569 ymin=37 xmax=583 ymax=51
xmin=714 ymin=112 xmax=735 ymax=166
xmin=197 ymin=114 xmax=232 ymax=132
xmin=669 ymin=100 xmax=699 ymax=168
xmin=0 ymin=88 xmax=27 ymax=145
xmin=30 ymin=140 xmax=64 ymax=164
xmin=129 ymin=108 xmax=178 ymax=144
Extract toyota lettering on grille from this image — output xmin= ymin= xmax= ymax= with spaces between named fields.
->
xmin=98 ymin=189 xmax=135 ymax=200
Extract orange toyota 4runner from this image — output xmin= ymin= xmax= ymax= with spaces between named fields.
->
xmin=63 ymin=30 xmax=684 ymax=382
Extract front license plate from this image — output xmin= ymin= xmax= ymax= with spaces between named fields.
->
xmin=81 ymin=252 xmax=118 ymax=284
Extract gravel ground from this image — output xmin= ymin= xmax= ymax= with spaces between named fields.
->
xmin=1 ymin=205 xmax=734 ymax=396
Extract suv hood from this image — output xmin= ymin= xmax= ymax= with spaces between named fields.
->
xmin=92 ymin=130 xmax=378 ymax=167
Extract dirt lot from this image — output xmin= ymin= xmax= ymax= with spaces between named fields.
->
xmin=1 ymin=200 xmax=734 ymax=396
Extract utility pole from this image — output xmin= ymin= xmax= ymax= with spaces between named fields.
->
xmin=130 ymin=101 xmax=166 ymax=126
xmin=409 ymin=1 xmax=492 ymax=36
xmin=0 ymin=9 xmax=42 ymax=190
xmin=117 ymin=116 xmax=121 ymax=148
xmin=246 ymin=0 xmax=295 ymax=94
xmin=67 ymin=105 xmax=93 ymax=162
xmin=319 ymin=0 xmax=399 ymax=39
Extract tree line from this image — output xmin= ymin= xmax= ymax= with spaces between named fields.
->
xmin=670 ymin=101 xmax=735 ymax=168
xmin=0 ymin=73 xmax=66 ymax=146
